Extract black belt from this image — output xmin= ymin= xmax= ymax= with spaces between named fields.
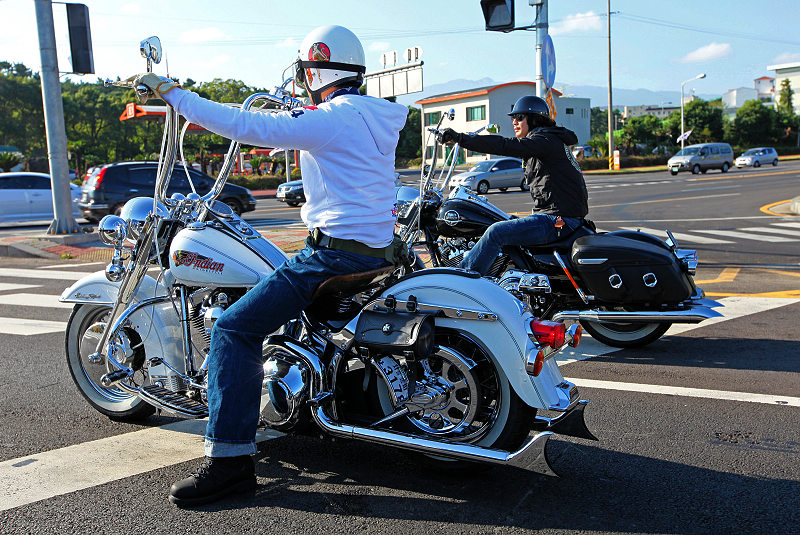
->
xmin=308 ymin=228 xmax=396 ymax=261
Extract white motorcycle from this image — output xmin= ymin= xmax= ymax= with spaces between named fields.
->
xmin=60 ymin=37 xmax=595 ymax=475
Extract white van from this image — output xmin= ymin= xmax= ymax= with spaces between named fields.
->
xmin=667 ymin=143 xmax=734 ymax=175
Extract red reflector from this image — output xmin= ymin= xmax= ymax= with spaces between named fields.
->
xmin=531 ymin=319 xmax=566 ymax=348
xmin=569 ymin=324 xmax=582 ymax=347
xmin=532 ymin=349 xmax=544 ymax=376
xmin=93 ymin=167 xmax=107 ymax=190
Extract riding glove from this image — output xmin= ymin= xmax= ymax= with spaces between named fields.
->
xmin=125 ymin=73 xmax=181 ymax=103
xmin=436 ymin=128 xmax=462 ymax=145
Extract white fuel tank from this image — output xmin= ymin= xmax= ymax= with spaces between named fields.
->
xmin=169 ymin=225 xmax=273 ymax=286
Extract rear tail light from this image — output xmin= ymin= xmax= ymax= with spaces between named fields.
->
xmin=92 ymin=167 xmax=107 ymax=190
xmin=531 ymin=319 xmax=566 ymax=348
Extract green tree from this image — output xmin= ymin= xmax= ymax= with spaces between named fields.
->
xmin=730 ymin=100 xmax=777 ymax=146
xmin=777 ymin=78 xmax=795 ymax=115
xmin=621 ymin=114 xmax=662 ymax=152
xmin=248 ymin=156 xmax=267 ymax=175
xmin=683 ymin=99 xmax=723 ymax=143
xmin=396 ymin=106 xmax=421 ymax=163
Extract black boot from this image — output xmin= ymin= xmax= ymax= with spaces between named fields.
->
xmin=169 ymin=455 xmax=256 ymax=507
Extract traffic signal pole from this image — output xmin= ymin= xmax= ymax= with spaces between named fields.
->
xmin=34 ymin=0 xmax=78 ymax=234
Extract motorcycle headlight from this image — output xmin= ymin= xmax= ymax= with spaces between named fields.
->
xmin=119 ymin=197 xmax=169 ymax=240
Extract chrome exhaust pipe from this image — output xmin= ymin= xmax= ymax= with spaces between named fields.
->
xmin=312 ymin=406 xmax=557 ymax=476
xmin=551 ymin=303 xmax=722 ymax=324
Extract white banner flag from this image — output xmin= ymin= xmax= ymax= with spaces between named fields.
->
xmin=676 ymin=129 xmax=693 ymax=143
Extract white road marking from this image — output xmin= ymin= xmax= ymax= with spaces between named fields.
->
xmin=0 ymin=317 xmax=66 ymax=335
xmin=1 ymin=293 xmax=74 ymax=309
xmin=737 ymin=226 xmax=800 ymax=237
xmin=39 ymin=261 xmax=104 ymax=269
xmin=566 ymin=378 xmax=800 ymax=407
xmin=773 ymin=222 xmax=800 ymax=229
xmin=0 ymin=283 xmax=37 ymax=292
xmin=555 ymin=296 xmax=799 ymax=365
xmin=692 ymin=229 xmax=795 ymax=242
xmin=0 ymin=268 xmax=88 ymax=281
xmin=0 ymin=419 xmax=281 ymax=512
xmin=618 ymin=226 xmax=733 ymax=244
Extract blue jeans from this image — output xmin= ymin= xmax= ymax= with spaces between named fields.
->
xmin=204 ymin=244 xmax=390 ymax=457
xmin=460 ymin=214 xmax=581 ymax=275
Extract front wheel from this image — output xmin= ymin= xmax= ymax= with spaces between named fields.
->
xmin=223 ymin=197 xmax=243 ymax=215
xmin=691 ymin=164 xmax=701 ymax=175
xmin=66 ymin=304 xmax=155 ymax=420
xmin=772 ymin=159 xmax=778 ymax=167
xmin=476 ymin=181 xmax=490 ymax=195
xmin=520 ymin=179 xmax=530 ymax=191
xmin=754 ymin=160 xmax=761 ymax=168
xmin=580 ymin=319 xmax=671 ymax=348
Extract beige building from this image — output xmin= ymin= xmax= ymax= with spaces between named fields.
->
xmin=767 ymin=61 xmax=800 ymax=111
xmin=415 ymin=81 xmax=590 ymax=165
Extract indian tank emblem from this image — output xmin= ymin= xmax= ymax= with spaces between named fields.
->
xmin=172 ymin=250 xmax=225 ymax=273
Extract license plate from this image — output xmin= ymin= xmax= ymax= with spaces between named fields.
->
xmin=276 ymin=191 xmax=285 ymax=199
xmin=671 ymin=166 xmax=679 ymax=172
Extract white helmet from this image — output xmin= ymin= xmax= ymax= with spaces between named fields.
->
xmin=294 ymin=25 xmax=366 ymax=103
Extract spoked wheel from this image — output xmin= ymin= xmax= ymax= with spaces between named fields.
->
xmin=65 ymin=304 xmax=155 ymax=420
xmin=580 ymin=319 xmax=670 ymax=348
xmin=375 ymin=329 xmax=535 ymax=466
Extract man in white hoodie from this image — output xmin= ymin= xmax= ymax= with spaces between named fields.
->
xmin=135 ymin=25 xmax=408 ymax=507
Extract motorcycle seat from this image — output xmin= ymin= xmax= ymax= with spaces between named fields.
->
xmin=312 ymin=265 xmax=396 ymax=301
xmin=527 ymin=224 xmax=594 ymax=251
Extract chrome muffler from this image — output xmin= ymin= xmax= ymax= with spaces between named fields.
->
xmin=312 ymin=406 xmax=557 ymax=476
xmin=551 ymin=302 xmax=722 ymax=324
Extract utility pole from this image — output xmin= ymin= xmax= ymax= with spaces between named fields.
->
xmin=606 ymin=0 xmax=614 ymax=170
xmin=34 ymin=0 xmax=77 ymax=234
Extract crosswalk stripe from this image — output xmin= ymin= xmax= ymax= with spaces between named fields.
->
xmin=0 ymin=317 xmax=66 ymax=335
xmin=1 ymin=293 xmax=74 ymax=309
xmin=692 ymin=229 xmax=796 ymax=242
xmin=0 ymin=283 xmax=38 ymax=292
xmin=0 ymin=268 xmax=88 ymax=281
xmin=773 ymin=222 xmax=800 ymax=229
xmin=40 ymin=261 xmax=104 ymax=269
xmin=617 ymin=227 xmax=733 ymax=244
xmin=0 ymin=419 xmax=282 ymax=511
xmin=738 ymin=226 xmax=800 ymax=237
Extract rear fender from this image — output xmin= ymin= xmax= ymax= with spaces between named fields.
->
xmin=380 ymin=270 xmax=569 ymax=410
xmin=60 ymin=271 xmax=183 ymax=374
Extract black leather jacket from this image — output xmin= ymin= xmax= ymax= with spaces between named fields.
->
xmin=455 ymin=126 xmax=589 ymax=218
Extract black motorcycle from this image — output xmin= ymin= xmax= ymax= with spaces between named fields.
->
xmin=395 ymin=112 xmax=722 ymax=348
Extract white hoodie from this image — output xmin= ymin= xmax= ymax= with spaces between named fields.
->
xmin=163 ymin=89 xmax=408 ymax=248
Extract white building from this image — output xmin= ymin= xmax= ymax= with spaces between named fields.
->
xmin=722 ymin=77 xmax=775 ymax=117
xmin=414 ymin=81 xmax=590 ymax=165
xmin=767 ymin=62 xmax=800 ymax=112
xmin=622 ymin=104 xmax=680 ymax=120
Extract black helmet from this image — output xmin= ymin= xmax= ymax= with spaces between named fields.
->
xmin=508 ymin=95 xmax=550 ymax=118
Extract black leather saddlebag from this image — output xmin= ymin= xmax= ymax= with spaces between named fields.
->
xmin=570 ymin=234 xmax=693 ymax=304
xmin=354 ymin=308 xmax=435 ymax=358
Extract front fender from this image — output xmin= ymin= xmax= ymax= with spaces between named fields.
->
xmin=380 ymin=269 xmax=569 ymax=411
xmin=60 ymin=271 xmax=183 ymax=374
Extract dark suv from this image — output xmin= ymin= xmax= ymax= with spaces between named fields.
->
xmin=79 ymin=161 xmax=257 ymax=221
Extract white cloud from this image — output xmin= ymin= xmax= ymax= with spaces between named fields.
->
xmin=550 ymin=11 xmax=603 ymax=36
xmin=120 ymin=3 xmax=142 ymax=15
xmin=679 ymin=42 xmax=732 ymax=63
xmin=179 ymin=27 xmax=228 ymax=45
xmin=275 ymin=37 xmax=298 ymax=49
xmin=208 ymin=54 xmax=231 ymax=68
xmin=368 ymin=41 xmax=390 ymax=52
xmin=771 ymin=52 xmax=800 ymax=64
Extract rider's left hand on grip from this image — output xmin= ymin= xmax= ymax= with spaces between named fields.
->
xmin=125 ymin=73 xmax=182 ymax=103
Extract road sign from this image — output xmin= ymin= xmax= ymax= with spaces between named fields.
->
xmin=542 ymin=34 xmax=555 ymax=89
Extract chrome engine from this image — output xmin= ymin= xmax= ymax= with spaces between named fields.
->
xmin=437 ymin=237 xmax=474 ymax=267
xmin=260 ymin=349 xmax=310 ymax=428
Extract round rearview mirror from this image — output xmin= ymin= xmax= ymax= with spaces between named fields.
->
xmin=447 ymin=108 xmax=455 ymax=120
xmin=486 ymin=123 xmax=499 ymax=134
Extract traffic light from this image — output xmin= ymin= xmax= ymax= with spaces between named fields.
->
xmin=480 ymin=0 xmax=515 ymax=32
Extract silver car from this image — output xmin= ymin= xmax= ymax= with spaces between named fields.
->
xmin=0 ymin=172 xmax=81 ymax=223
xmin=735 ymin=147 xmax=778 ymax=168
xmin=450 ymin=158 xmax=526 ymax=194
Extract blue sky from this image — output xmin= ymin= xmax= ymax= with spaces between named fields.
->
xmin=2 ymin=0 xmax=799 ymax=105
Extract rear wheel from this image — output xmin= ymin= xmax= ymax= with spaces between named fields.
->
xmin=721 ymin=162 xmax=729 ymax=173
xmin=580 ymin=319 xmax=671 ymax=348
xmin=477 ymin=181 xmax=490 ymax=195
xmin=223 ymin=197 xmax=243 ymax=215
xmin=520 ymin=179 xmax=530 ymax=191
xmin=772 ymin=159 xmax=778 ymax=166
xmin=66 ymin=305 xmax=155 ymax=420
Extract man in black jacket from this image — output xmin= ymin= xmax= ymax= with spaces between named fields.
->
xmin=438 ymin=95 xmax=589 ymax=274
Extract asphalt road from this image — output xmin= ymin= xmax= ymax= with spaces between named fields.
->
xmin=1 ymin=163 xmax=799 ymax=533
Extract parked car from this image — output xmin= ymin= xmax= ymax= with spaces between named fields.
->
xmin=450 ymin=158 xmax=526 ymax=194
xmin=666 ymin=142 xmax=734 ymax=175
xmin=735 ymin=147 xmax=779 ymax=168
xmin=79 ymin=161 xmax=257 ymax=221
xmin=571 ymin=145 xmax=595 ymax=159
xmin=0 ymin=172 xmax=81 ymax=223
xmin=276 ymin=179 xmax=305 ymax=206
xmin=275 ymin=173 xmax=403 ymax=207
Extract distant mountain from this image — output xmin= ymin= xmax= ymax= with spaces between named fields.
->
xmin=395 ymin=77 xmax=718 ymax=108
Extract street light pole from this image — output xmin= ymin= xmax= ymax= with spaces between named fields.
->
xmin=680 ymin=73 xmax=706 ymax=151
xmin=606 ymin=0 xmax=614 ymax=169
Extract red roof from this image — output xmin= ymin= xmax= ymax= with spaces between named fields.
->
xmin=754 ymin=76 xmax=774 ymax=81
xmin=414 ymin=81 xmax=561 ymax=105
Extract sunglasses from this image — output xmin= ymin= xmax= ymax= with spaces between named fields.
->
xmin=510 ymin=114 xmax=527 ymax=123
